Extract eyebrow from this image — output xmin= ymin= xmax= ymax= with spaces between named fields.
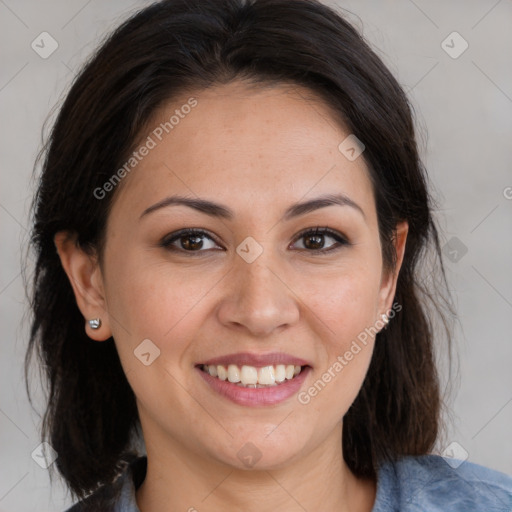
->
xmin=140 ymin=193 xmax=365 ymax=221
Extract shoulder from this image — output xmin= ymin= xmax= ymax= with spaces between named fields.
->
xmin=373 ymin=454 xmax=512 ymax=512
xmin=63 ymin=456 xmax=147 ymax=512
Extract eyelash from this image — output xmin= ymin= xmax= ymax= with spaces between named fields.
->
xmin=160 ymin=226 xmax=350 ymax=256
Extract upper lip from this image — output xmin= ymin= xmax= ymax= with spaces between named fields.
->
xmin=198 ymin=352 xmax=311 ymax=368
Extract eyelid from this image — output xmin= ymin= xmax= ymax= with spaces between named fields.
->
xmin=160 ymin=228 xmax=223 ymax=250
xmin=290 ymin=226 xmax=350 ymax=253
xmin=292 ymin=226 xmax=349 ymax=244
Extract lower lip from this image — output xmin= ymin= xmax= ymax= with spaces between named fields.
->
xmin=196 ymin=366 xmax=311 ymax=406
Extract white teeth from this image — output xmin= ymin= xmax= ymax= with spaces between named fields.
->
xmin=275 ymin=364 xmax=286 ymax=383
xmin=202 ymin=363 xmax=304 ymax=387
xmin=240 ymin=365 xmax=258 ymax=385
xmin=217 ymin=365 xmax=227 ymax=380
xmin=227 ymin=364 xmax=240 ymax=383
xmin=258 ymin=366 xmax=275 ymax=385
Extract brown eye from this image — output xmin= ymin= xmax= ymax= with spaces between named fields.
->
xmin=180 ymin=234 xmax=205 ymax=250
xmin=161 ymin=229 xmax=221 ymax=253
xmin=303 ymin=233 xmax=325 ymax=250
xmin=292 ymin=227 xmax=349 ymax=253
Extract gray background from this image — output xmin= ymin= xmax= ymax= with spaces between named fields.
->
xmin=1 ymin=0 xmax=511 ymax=510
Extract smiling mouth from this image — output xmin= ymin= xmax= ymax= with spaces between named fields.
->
xmin=198 ymin=363 xmax=308 ymax=388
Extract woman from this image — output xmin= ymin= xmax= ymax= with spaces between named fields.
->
xmin=26 ymin=0 xmax=512 ymax=510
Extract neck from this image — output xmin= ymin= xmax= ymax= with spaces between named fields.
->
xmin=135 ymin=422 xmax=376 ymax=512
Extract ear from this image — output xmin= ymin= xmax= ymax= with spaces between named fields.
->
xmin=377 ymin=221 xmax=408 ymax=319
xmin=54 ymin=231 xmax=112 ymax=341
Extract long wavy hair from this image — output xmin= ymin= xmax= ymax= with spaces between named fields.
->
xmin=25 ymin=0 xmax=453 ymax=507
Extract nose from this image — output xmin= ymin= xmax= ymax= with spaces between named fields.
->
xmin=216 ymin=252 xmax=300 ymax=337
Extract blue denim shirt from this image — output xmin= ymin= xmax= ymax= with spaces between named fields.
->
xmin=66 ymin=454 xmax=512 ymax=511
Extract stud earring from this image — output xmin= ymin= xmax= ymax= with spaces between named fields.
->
xmin=88 ymin=318 xmax=102 ymax=330
xmin=381 ymin=313 xmax=389 ymax=326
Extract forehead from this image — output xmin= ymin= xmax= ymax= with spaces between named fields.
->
xmin=108 ymin=80 xmax=375 ymax=225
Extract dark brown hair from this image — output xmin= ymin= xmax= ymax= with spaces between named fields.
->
xmin=25 ymin=0 xmax=452 ymax=506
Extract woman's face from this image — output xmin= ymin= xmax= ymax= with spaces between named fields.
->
xmin=87 ymin=81 xmax=405 ymax=469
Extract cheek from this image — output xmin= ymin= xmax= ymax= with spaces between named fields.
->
xmin=103 ymin=256 xmax=217 ymax=420
xmin=295 ymin=262 xmax=382 ymax=410
xmin=103 ymin=249 xmax=219 ymax=361
xmin=304 ymin=261 xmax=383 ymax=343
